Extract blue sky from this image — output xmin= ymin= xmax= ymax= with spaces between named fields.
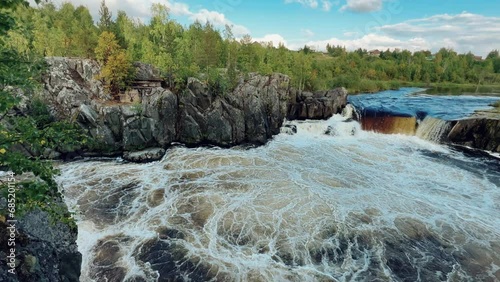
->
xmin=40 ymin=0 xmax=500 ymax=56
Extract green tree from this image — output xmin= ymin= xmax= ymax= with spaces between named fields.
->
xmin=1 ymin=0 xmax=87 ymax=223
xmin=98 ymin=0 xmax=113 ymax=32
xmin=95 ymin=31 xmax=134 ymax=98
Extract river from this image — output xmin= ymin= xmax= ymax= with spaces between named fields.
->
xmin=56 ymin=89 xmax=500 ymax=282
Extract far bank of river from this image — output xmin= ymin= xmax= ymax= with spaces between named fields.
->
xmin=346 ymin=80 xmax=500 ymax=95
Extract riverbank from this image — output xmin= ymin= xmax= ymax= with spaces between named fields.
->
xmin=347 ymin=80 xmax=500 ymax=95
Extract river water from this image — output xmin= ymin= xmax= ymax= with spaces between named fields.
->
xmin=57 ymin=90 xmax=500 ymax=282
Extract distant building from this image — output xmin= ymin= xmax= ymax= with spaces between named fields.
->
xmin=368 ymin=50 xmax=381 ymax=57
xmin=473 ymin=56 xmax=483 ymax=62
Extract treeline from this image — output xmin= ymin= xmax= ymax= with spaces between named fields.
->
xmin=6 ymin=1 xmax=500 ymax=94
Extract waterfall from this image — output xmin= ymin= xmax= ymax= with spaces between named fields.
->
xmin=416 ymin=117 xmax=452 ymax=143
xmin=360 ymin=116 xmax=417 ymax=135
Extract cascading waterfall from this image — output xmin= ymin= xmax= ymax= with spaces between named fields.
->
xmin=56 ymin=111 xmax=500 ymax=282
xmin=416 ymin=116 xmax=453 ymax=143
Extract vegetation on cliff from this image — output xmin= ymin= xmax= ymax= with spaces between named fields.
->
xmin=4 ymin=1 xmax=500 ymax=94
xmin=0 ymin=0 xmax=86 ymax=224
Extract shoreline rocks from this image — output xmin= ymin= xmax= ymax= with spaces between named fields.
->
xmin=0 ymin=207 xmax=81 ymax=282
xmin=447 ymin=118 xmax=500 ymax=153
xmin=40 ymin=58 xmax=348 ymax=161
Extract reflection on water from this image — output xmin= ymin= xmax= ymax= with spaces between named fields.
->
xmin=57 ymin=114 xmax=500 ymax=282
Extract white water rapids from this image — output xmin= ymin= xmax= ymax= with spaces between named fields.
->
xmin=57 ymin=112 xmax=500 ymax=282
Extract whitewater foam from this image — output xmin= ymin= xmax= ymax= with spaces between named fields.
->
xmin=56 ymin=115 xmax=500 ymax=282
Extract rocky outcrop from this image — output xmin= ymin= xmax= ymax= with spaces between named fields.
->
xmin=39 ymin=58 xmax=347 ymax=157
xmin=288 ymin=88 xmax=348 ymax=120
xmin=41 ymin=57 xmax=106 ymax=119
xmin=447 ymin=118 xmax=500 ymax=153
xmin=0 ymin=206 xmax=81 ymax=282
xmin=123 ymin=148 xmax=166 ymax=163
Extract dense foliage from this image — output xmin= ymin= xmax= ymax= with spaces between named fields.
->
xmin=1 ymin=0 xmax=86 ymax=226
xmin=6 ymin=2 xmax=500 ymax=93
xmin=95 ymin=31 xmax=134 ymax=98
xmin=6 ymin=1 xmax=499 ymax=94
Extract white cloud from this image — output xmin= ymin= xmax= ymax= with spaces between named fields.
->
xmin=286 ymin=12 xmax=500 ymax=57
xmin=301 ymin=28 xmax=315 ymax=38
xmin=285 ymin=0 xmax=335 ymax=11
xmin=340 ymin=0 xmax=383 ymax=13
xmin=254 ymin=34 xmax=288 ymax=48
xmin=188 ymin=9 xmax=250 ymax=36
xmin=378 ymin=12 xmax=500 ymax=56
xmin=36 ymin=0 xmax=250 ymax=36
xmin=289 ymin=33 xmax=430 ymax=52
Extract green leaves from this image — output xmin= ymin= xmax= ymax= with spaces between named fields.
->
xmin=95 ymin=31 xmax=134 ymax=97
xmin=0 ymin=0 xmax=82 ymax=226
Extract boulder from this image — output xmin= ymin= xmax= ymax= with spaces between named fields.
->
xmin=447 ymin=118 xmax=500 ymax=152
xmin=0 ymin=206 xmax=81 ymax=282
xmin=123 ymin=148 xmax=166 ymax=163
xmin=41 ymin=57 xmax=106 ymax=119
xmin=288 ymin=87 xmax=348 ymax=120
xmin=281 ymin=124 xmax=297 ymax=135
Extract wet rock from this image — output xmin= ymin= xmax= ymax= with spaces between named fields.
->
xmin=288 ymin=88 xmax=348 ymax=120
xmin=123 ymin=148 xmax=166 ymax=163
xmin=0 ymin=207 xmax=81 ymax=282
xmin=448 ymin=118 xmax=500 ymax=153
xmin=134 ymin=239 xmax=217 ymax=281
xmin=280 ymin=124 xmax=297 ymax=135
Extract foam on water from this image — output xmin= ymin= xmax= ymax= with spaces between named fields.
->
xmin=57 ymin=115 xmax=500 ymax=282
xmin=416 ymin=117 xmax=453 ymax=143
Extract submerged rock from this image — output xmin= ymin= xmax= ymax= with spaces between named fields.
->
xmin=123 ymin=148 xmax=166 ymax=163
xmin=280 ymin=124 xmax=297 ymax=135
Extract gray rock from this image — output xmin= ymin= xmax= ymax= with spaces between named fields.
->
xmin=448 ymin=118 xmax=500 ymax=152
xmin=77 ymin=104 xmax=98 ymax=127
xmin=123 ymin=148 xmax=166 ymax=163
xmin=281 ymin=124 xmax=297 ymax=135
xmin=42 ymin=58 xmax=348 ymax=153
xmin=123 ymin=117 xmax=157 ymax=150
xmin=0 ymin=206 xmax=81 ymax=282
xmin=41 ymin=57 xmax=105 ymax=119
xmin=288 ymin=87 xmax=348 ymax=120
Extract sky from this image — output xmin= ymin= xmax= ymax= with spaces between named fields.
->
xmin=34 ymin=0 xmax=500 ymax=57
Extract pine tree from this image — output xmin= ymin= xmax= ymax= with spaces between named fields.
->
xmin=98 ymin=0 xmax=113 ymax=32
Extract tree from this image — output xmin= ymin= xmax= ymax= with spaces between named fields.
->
xmin=98 ymin=0 xmax=112 ymax=32
xmin=1 ymin=0 xmax=87 ymax=223
xmin=95 ymin=31 xmax=133 ymax=98
xmin=487 ymin=50 xmax=499 ymax=60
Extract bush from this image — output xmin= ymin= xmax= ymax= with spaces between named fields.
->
xmin=205 ymin=68 xmax=237 ymax=97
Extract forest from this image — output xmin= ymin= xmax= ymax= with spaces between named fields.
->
xmin=5 ymin=1 xmax=500 ymax=95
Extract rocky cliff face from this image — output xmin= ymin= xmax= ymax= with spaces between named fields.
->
xmin=288 ymin=88 xmax=348 ymax=120
xmin=0 ymin=205 xmax=81 ymax=282
xmin=40 ymin=57 xmax=348 ymax=160
xmin=447 ymin=118 xmax=500 ymax=153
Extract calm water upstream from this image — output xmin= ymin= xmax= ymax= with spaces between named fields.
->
xmin=57 ymin=89 xmax=500 ymax=282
